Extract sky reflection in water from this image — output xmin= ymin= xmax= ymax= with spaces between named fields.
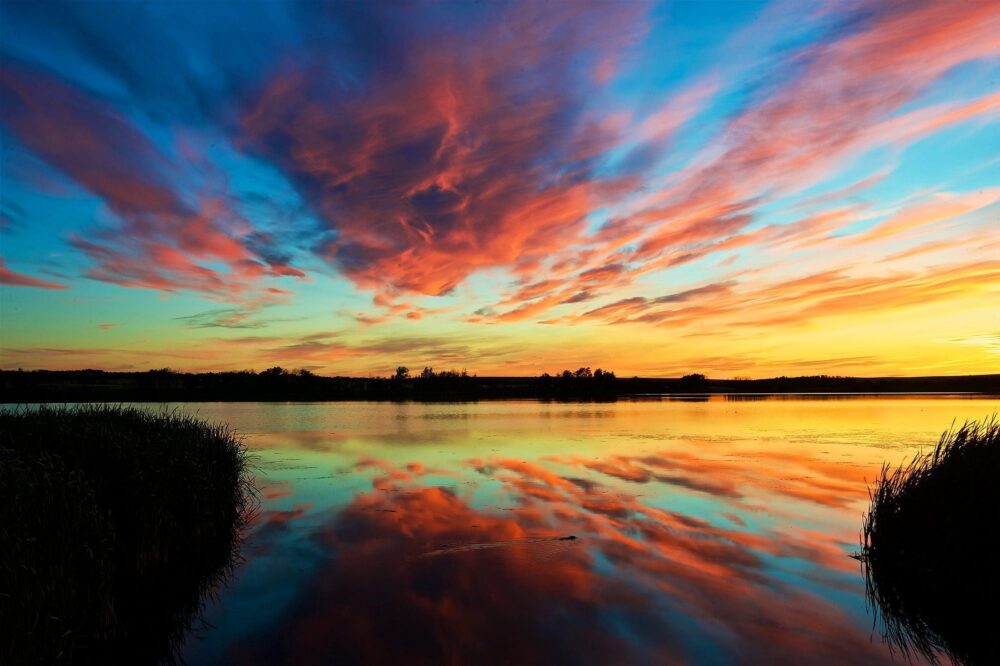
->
xmin=179 ymin=397 xmax=997 ymax=665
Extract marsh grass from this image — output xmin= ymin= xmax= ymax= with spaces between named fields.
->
xmin=860 ymin=417 xmax=1000 ymax=665
xmin=0 ymin=405 xmax=256 ymax=664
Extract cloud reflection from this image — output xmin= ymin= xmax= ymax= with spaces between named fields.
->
xmin=225 ymin=441 xmax=904 ymax=664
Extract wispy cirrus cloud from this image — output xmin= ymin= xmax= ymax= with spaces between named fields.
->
xmin=488 ymin=0 xmax=1000 ymax=321
xmin=943 ymin=333 xmax=1000 ymax=355
xmin=0 ymin=60 xmax=304 ymax=301
xmin=0 ymin=257 xmax=67 ymax=289
xmin=544 ymin=257 xmax=999 ymax=335
xmin=241 ymin=1 xmax=647 ymax=299
xmin=174 ymin=305 xmax=300 ymax=330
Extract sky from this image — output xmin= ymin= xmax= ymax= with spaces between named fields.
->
xmin=0 ymin=0 xmax=998 ymax=378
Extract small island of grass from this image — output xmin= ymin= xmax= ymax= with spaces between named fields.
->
xmin=859 ymin=417 xmax=1000 ymax=665
xmin=0 ymin=405 xmax=255 ymax=664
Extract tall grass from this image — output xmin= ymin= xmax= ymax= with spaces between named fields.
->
xmin=0 ymin=405 xmax=256 ymax=664
xmin=859 ymin=417 xmax=1000 ymax=665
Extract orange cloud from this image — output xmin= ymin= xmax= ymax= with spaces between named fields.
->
xmin=861 ymin=189 xmax=1000 ymax=241
xmin=241 ymin=2 xmax=647 ymax=299
xmin=492 ymin=0 xmax=1000 ymax=323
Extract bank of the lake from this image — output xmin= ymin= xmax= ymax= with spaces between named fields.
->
xmin=3 ymin=368 xmax=999 ymax=402
xmin=0 ymin=406 xmax=254 ymax=664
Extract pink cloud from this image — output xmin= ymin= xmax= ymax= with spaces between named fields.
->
xmin=0 ymin=257 xmax=68 ymax=290
xmin=862 ymin=188 xmax=1000 ymax=241
xmin=490 ymin=0 xmax=1000 ymax=321
xmin=0 ymin=62 xmax=304 ymax=301
xmin=242 ymin=1 xmax=646 ymax=298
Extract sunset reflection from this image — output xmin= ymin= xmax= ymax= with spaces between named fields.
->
xmin=229 ymin=453 xmax=883 ymax=664
xmin=177 ymin=398 xmax=997 ymax=664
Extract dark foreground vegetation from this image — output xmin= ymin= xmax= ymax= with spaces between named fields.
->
xmin=0 ymin=405 xmax=254 ymax=664
xmin=859 ymin=418 xmax=1000 ymax=665
xmin=3 ymin=368 xmax=998 ymax=402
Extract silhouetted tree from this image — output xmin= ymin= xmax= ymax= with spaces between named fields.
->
xmin=594 ymin=368 xmax=616 ymax=382
xmin=680 ymin=373 xmax=708 ymax=390
xmin=394 ymin=366 xmax=410 ymax=381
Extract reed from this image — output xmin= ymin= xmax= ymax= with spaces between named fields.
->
xmin=0 ymin=405 xmax=256 ymax=664
xmin=860 ymin=417 xmax=1000 ymax=665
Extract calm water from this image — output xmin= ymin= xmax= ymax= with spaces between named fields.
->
xmin=170 ymin=396 xmax=996 ymax=665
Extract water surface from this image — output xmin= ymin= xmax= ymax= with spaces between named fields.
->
xmin=174 ymin=396 xmax=997 ymax=664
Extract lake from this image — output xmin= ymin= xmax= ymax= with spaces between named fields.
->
xmin=173 ymin=396 xmax=997 ymax=665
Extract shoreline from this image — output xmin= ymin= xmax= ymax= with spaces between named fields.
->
xmin=4 ymin=393 xmax=999 ymax=405
xmin=3 ymin=369 xmax=999 ymax=403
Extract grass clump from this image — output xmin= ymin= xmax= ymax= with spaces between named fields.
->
xmin=0 ymin=405 xmax=255 ymax=664
xmin=860 ymin=417 xmax=1000 ymax=665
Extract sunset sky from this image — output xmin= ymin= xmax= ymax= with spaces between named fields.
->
xmin=1 ymin=0 xmax=998 ymax=377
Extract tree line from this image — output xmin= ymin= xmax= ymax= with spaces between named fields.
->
xmin=3 ymin=368 xmax=998 ymax=402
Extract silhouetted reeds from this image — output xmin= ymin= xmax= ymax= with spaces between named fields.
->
xmin=0 ymin=405 xmax=256 ymax=664
xmin=859 ymin=417 xmax=1000 ymax=665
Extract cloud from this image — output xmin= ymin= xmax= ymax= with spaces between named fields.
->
xmin=943 ymin=333 xmax=1000 ymax=355
xmin=652 ymin=282 xmax=734 ymax=304
xmin=0 ymin=257 xmax=68 ymax=289
xmin=241 ymin=1 xmax=646 ymax=297
xmin=0 ymin=199 xmax=26 ymax=230
xmin=563 ymin=258 xmax=1000 ymax=332
xmin=574 ymin=282 xmax=733 ymax=323
xmin=0 ymin=60 xmax=304 ymax=300
xmin=174 ymin=305 xmax=297 ymax=329
xmin=860 ymin=188 xmax=1000 ymax=241
xmin=0 ymin=345 xmax=226 ymax=371
xmin=253 ymin=332 xmax=521 ymax=371
xmin=484 ymin=0 xmax=1000 ymax=322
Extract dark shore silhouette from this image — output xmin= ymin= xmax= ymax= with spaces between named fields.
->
xmin=0 ymin=406 xmax=254 ymax=664
xmin=2 ymin=368 xmax=998 ymax=402
xmin=859 ymin=418 xmax=1000 ymax=665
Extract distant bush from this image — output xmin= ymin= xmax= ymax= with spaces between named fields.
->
xmin=679 ymin=373 xmax=708 ymax=389
xmin=859 ymin=417 xmax=1000 ymax=665
xmin=531 ymin=369 xmax=619 ymax=400
xmin=0 ymin=405 xmax=255 ymax=664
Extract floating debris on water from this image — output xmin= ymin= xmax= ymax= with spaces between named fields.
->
xmin=421 ymin=535 xmax=581 ymax=558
